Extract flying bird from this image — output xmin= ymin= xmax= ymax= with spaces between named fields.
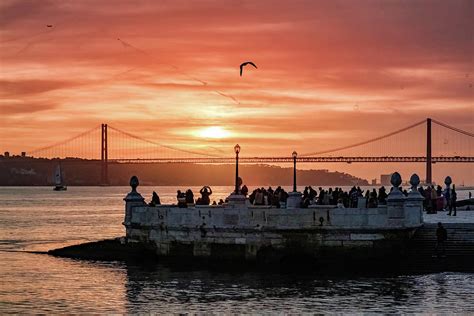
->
xmin=240 ymin=61 xmax=257 ymax=76
xmin=46 ymin=25 xmax=53 ymax=28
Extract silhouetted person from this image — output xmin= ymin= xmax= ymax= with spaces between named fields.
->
xmin=212 ymin=201 xmax=217 ymax=205
xmin=241 ymin=185 xmax=249 ymax=196
xmin=368 ymin=190 xmax=378 ymax=208
xmin=371 ymin=188 xmax=377 ymax=197
xmin=444 ymin=186 xmax=451 ymax=212
xmin=318 ymin=187 xmax=324 ymax=205
xmin=378 ymin=186 xmax=387 ymax=205
xmin=271 ymin=188 xmax=280 ymax=208
xmin=262 ymin=187 xmax=268 ymax=205
xmin=328 ymin=188 xmax=334 ymax=204
xmin=448 ymin=185 xmax=457 ymax=216
xmin=431 ymin=185 xmax=438 ymax=213
xmin=303 ymin=187 xmax=309 ymax=200
xmin=149 ymin=191 xmax=161 ymax=206
xmin=185 ymin=189 xmax=194 ymax=204
xmin=418 ymin=186 xmax=425 ymax=197
xmin=279 ymin=188 xmax=288 ymax=207
xmin=425 ymin=186 xmax=433 ymax=213
xmin=436 ymin=222 xmax=447 ymax=257
xmin=249 ymin=189 xmax=257 ymax=204
xmin=218 ymin=199 xmax=225 ymax=205
xmin=262 ymin=187 xmax=275 ymax=200
xmin=177 ymin=190 xmax=186 ymax=208
xmin=323 ymin=190 xmax=330 ymax=205
xmin=199 ymin=186 xmax=212 ymax=205
xmin=254 ymin=188 xmax=264 ymax=205
xmin=350 ymin=188 xmax=358 ymax=208
xmin=365 ymin=190 xmax=370 ymax=208
xmin=436 ymin=185 xmax=443 ymax=197
xmin=342 ymin=191 xmax=350 ymax=207
xmin=301 ymin=197 xmax=310 ymax=208
xmin=237 ymin=177 xmax=243 ymax=193
xmin=309 ymin=186 xmax=317 ymax=201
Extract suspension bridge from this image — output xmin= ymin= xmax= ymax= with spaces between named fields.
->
xmin=26 ymin=118 xmax=474 ymax=185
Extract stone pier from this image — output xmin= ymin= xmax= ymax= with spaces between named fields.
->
xmin=123 ymin=173 xmax=428 ymax=265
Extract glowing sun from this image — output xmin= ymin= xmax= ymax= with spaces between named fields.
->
xmin=197 ymin=126 xmax=231 ymax=139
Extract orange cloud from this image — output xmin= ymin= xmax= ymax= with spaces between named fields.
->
xmin=0 ymin=0 xmax=472 ymax=184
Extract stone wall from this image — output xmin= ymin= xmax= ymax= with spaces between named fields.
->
xmin=127 ymin=204 xmax=422 ymax=232
xmin=124 ymin=197 xmax=423 ymax=261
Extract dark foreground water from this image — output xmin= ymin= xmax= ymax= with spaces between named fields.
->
xmin=1 ymin=186 xmax=473 ymax=313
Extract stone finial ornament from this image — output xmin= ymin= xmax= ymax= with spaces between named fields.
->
xmin=387 ymin=172 xmax=405 ymax=201
xmin=130 ymin=176 xmax=139 ymax=192
xmin=444 ymin=176 xmax=452 ymax=187
xmin=407 ymin=173 xmax=424 ymax=200
xmin=391 ymin=172 xmax=402 ymax=188
xmin=409 ymin=174 xmax=420 ymax=191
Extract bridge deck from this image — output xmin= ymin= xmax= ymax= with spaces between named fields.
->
xmin=113 ymin=156 xmax=474 ymax=164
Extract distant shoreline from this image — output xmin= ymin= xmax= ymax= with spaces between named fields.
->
xmin=1 ymin=157 xmax=369 ymax=186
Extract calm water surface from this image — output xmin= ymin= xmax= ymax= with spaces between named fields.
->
xmin=0 ymin=186 xmax=473 ymax=313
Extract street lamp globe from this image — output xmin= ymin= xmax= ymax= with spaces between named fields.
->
xmin=234 ymin=144 xmax=241 ymax=154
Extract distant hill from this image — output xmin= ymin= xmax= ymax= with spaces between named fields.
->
xmin=0 ymin=156 xmax=368 ymax=186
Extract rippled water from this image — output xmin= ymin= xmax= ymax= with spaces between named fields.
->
xmin=1 ymin=186 xmax=473 ymax=313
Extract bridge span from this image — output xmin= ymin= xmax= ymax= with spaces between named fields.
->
xmin=28 ymin=118 xmax=474 ymax=185
xmin=113 ymin=156 xmax=474 ymax=164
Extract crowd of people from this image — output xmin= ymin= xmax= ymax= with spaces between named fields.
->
xmin=302 ymin=186 xmax=389 ymax=208
xmin=147 ymin=185 xmax=392 ymax=209
xmin=248 ymin=186 xmax=289 ymax=207
xmin=419 ymin=184 xmax=457 ymax=216
xmin=146 ymin=183 xmax=459 ymax=213
xmin=246 ymin=185 xmax=389 ymax=209
xmin=174 ymin=186 xmax=224 ymax=207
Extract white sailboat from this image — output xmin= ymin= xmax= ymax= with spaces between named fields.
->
xmin=53 ymin=164 xmax=67 ymax=191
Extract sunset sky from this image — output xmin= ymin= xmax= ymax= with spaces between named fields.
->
xmin=1 ymin=0 xmax=473 ymax=183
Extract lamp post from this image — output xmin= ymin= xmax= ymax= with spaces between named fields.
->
xmin=292 ymin=151 xmax=297 ymax=192
xmin=234 ymin=144 xmax=241 ymax=194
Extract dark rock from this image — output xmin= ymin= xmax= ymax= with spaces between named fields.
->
xmin=48 ymin=238 xmax=157 ymax=262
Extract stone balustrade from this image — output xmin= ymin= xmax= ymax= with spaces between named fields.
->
xmin=127 ymin=203 xmax=422 ymax=232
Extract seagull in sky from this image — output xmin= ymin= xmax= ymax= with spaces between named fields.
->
xmin=46 ymin=25 xmax=53 ymax=28
xmin=240 ymin=61 xmax=257 ymax=76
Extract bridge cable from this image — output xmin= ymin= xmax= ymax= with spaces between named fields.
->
xmin=29 ymin=125 xmax=100 ymax=155
xmin=431 ymin=119 xmax=474 ymax=138
xmin=300 ymin=119 xmax=426 ymax=156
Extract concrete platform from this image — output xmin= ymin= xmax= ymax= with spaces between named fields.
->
xmin=423 ymin=210 xmax=474 ymax=224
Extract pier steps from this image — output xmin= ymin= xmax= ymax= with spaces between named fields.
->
xmin=404 ymin=223 xmax=474 ymax=272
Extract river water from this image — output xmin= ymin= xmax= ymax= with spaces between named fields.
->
xmin=0 ymin=186 xmax=473 ymax=313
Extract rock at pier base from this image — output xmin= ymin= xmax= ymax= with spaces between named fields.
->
xmin=48 ymin=238 xmax=157 ymax=262
xmin=46 ymin=236 xmax=474 ymax=274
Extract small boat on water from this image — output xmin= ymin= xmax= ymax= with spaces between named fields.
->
xmin=53 ymin=164 xmax=67 ymax=191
